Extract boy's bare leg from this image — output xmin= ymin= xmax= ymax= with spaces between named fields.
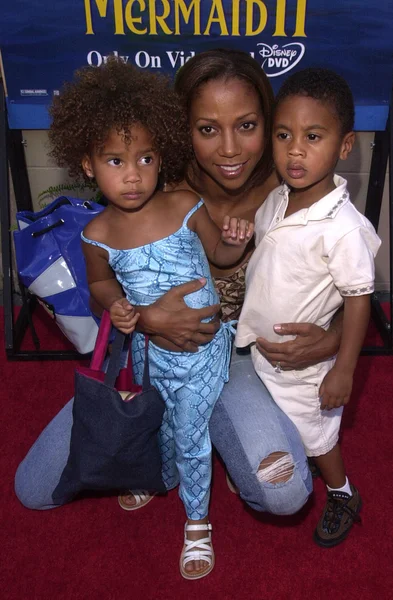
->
xmin=313 ymin=443 xmax=346 ymax=488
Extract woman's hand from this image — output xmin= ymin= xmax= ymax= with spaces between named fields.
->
xmin=256 ymin=320 xmax=342 ymax=370
xmin=137 ymin=278 xmax=220 ymax=352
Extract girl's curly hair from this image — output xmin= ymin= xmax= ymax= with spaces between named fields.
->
xmin=48 ymin=57 xmax=193 ymax=184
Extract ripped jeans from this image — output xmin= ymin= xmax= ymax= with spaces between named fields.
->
xmin=210 ymin=348 xmax=312 ymax=515
xmin=15 ymin=348 xmax=311 ymax=514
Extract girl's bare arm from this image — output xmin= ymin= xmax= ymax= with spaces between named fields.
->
xmin=190 ymin=202 xmax=253 ymax=267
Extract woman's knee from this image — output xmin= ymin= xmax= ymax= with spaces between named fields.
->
xmin=257 ymin=451 xmax=295 ymax=484
xmin=14 ymin=462 xmax=55 ymax=510
xmin=242 ymin=451 xmax=312 ymax=516
xmin=13 ymin=399 xmax=74 ymax=510
xmin=14 ymin=463 xmax=39 ymax=509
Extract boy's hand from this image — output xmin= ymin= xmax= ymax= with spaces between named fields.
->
xmin=222 ymin=216 xmax=254 ymax=246
xmin=109 ymin=298 xmax=140 ymax=334
xmin=319 ymin=367 xmax=352 ymax=410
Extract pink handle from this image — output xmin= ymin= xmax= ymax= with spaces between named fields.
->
xmin=89 ymin=311 xmax=112 ymax=371
xmin=87 ymin=310 xmax=143 ymax=391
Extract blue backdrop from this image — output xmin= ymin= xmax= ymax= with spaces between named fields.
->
xmin=1 ymin=0 xmax=392 ymax=130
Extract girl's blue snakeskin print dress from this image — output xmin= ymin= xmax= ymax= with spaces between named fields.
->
xmin=82 ymin=200 xmax=234 ymax=519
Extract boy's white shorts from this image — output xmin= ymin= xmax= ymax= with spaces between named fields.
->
xmin=251 ymin=346 xmax=342 ymax=457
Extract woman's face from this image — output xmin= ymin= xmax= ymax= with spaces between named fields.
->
xmin=189 ymin=77 xmax=265 ymax=192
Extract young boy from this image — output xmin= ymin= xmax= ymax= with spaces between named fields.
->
xmin=236 ymin=68 xmax=381 ymax=547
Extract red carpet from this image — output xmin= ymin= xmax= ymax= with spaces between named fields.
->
xmin=1 ymin=306 xmax=393 ymax=599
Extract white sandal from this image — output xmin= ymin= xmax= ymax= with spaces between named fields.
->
xmin=179 ymin=522 xmax=215 ymax=580
xmin=118 ymin=490 xmax=156 ymax=511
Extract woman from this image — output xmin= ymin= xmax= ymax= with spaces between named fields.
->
xmin=15 ymin=49 xmax=341 ymax=571
xmin=119 ymin=49 xmax=341 ymax=515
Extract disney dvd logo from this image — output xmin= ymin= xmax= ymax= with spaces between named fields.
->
xmin=257 ymin=43 xmax=305 ymax=77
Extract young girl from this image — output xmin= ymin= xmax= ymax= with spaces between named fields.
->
xmin=48 ymin=57 xmax=253 ymax=580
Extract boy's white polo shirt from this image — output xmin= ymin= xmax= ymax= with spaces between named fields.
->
xmin=236 ymin=175 xmax=381 ymax=348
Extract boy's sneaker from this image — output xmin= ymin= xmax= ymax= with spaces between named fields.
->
xmin=313 ymin=484 xmax=362 ymax=548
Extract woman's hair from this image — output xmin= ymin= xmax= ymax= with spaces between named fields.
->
xmin=174 ymin=49 xmax=275 ymax=191
xmin=49 ymin=57 xmax=193 ymax=183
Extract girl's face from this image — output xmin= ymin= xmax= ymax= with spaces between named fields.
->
xmin=189 ymin=77 xmax=265 ymax=192
xmin=82 ymin=125 xmax=161 ymax=212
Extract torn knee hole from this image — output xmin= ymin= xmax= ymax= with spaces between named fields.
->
xmin=257 ymin=452 xmax=294 ymax=484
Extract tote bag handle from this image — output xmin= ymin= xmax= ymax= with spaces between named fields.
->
xmin=91 ymin=310 xmax=151 ymax=391
xmin=105 ymin=328 xmax=151 ymax=392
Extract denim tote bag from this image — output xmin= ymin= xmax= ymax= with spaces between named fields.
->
xmin=52 ymin=311 xmax=166 ymax=504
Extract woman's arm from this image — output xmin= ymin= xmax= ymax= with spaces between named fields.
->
xmin=255 ymin=308 xmax=344 ymax=369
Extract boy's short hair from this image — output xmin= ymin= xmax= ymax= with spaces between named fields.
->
xmin=275 ymin=68 xmax=355 ymax=134
xmin=49 ymin=57 xmax=192 ymax=183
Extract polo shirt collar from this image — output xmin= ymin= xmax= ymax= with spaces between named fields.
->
xmin=279 ymin=175 xmax=350 ymax=222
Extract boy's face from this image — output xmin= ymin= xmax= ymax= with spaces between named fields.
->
xmin=273 ymin=95 xmax=354 ymax=201
xmin=82 ymin=125 xmax=161 ymax=211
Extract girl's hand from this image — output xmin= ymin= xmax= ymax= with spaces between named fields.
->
xmin=109 ymin=298 xmax=140 ymax=334
xmin=222 ymin=216 xmax=254 ymax=246
xmin=319 ymin=367 xmax=352 ymax=410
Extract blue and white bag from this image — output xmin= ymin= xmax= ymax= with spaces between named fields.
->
xmin=14 ymin=196 xmax=105 ymax=354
